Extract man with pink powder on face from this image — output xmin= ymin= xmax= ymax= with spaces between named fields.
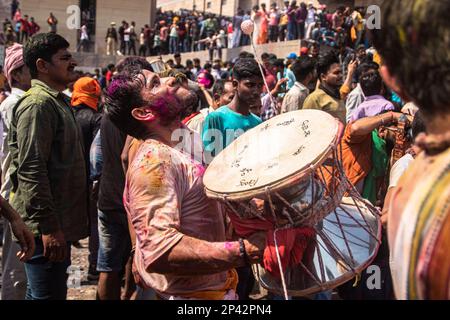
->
xmin=104 ymin=69 xmax=266 ymax=300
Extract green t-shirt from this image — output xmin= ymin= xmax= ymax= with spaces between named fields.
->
xmin=362 ymin=130 xmax=387 ymax=205
xmin=202 ymin=105 xmax=262 ymax=159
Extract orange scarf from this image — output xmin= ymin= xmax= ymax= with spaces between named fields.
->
xmin=71 ymin=77 xmax=100 ymax=111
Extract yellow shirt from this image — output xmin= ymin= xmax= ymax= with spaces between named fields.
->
xmin=303 ymin=88 xmax=346 ymax=124
xmin=353 ymin=11 xmax=364 ymax=32
xmin=373 ymin=50 xmax=382 ymax=66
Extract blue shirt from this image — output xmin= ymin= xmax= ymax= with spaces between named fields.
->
xmin=391 ymin=91 xmax=403 ymax=106
xmin=202 ymin=106 xmax=261 ymax=159
xmin=284 ymin=68 xmax=296 ymax=90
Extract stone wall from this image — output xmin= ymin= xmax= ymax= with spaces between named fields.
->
xmin=157 ymin=39 xmax=302 ymax=64
xmin=157 ymin=0 xmax=239 ymax=17
xmin=0 ymin=0 xmax=10 ymax=21
xmin=355 ymin=0 xmax=384 ymax=8
xmin=73 ymin=38 xmax=303 ymax=69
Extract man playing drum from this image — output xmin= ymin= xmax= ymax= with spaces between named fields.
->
xmin=104 ymin=68 xmax=266 ymax=300
xmin=201 ymin=58 xmax=266 ymax=299
xmin=335 ymin=110 xmax=411 ymax=300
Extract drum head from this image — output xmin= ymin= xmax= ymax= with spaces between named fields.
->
xmin=253 ymin=197 xmax=382 ymax=296
xmin=204 ymin=110 xmax=340 ymax=200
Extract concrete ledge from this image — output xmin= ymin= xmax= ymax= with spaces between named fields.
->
xmin=72 ymin=39 xmax=302 ymax=70
xmin=157 ymin=39 xmax=302 ymax=64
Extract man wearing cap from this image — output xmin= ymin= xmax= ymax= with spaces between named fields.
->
xmin=284 ymin=52 xmax=297 ymax=90
xmin=71 ymin=77 xmax=102 ymax=177
xmin=0 ymin=42 xmax=32 ymax=300
xmin=106 ymin=22 xmax=118 ymax=56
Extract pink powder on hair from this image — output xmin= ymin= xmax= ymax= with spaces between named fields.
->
xmin=107 ymin=78 xmax=126 ymax=95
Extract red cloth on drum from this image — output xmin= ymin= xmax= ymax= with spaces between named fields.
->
xmin=226 ymin=210 xmax=315 ymax=278
xmin=226 ymin=210 xmax=272 ymax=236
xmin=264 ymin=227 xmax=316 ymax=277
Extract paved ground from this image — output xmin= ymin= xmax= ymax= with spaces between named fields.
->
xmin=0 ymin=235 xmax=272 ymax=300
xmin=0 ymin=237 xmax=97 ymax=300
xmin=66 ymin=239 xmax=97 ymax=300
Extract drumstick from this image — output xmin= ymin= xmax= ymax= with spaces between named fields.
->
xmin=241 ymin=20 xmax=276 ymax=108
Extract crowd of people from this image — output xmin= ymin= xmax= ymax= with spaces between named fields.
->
xmin=1 ymin=2 xmax=92 ymax=52
xmin=1 ymin=1 xmax=59 ymax=46
xmin=1 ymin=2 xmax=370 ymax=57
xmin=105 ymin=3 xmax=369 ymax=57
xmin=0 ymin=0 xmax=448 ymax=302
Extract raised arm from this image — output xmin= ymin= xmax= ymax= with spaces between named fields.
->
xmin=350 ymin=111 xmax=403 ymax=136
xmin=340 ymin=59 xmax=358 ymax=100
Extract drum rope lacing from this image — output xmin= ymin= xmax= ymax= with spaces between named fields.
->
xmin=272 ymin=228 xmax=289 ymax=300
xmin=268 ymin=176 xmax=381 ymax=299
xmin=212 ymin=122 xmax=382 ymax=297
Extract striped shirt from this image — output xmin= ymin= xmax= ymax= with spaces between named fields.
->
xmin=388 ymin=147 xmax=450 ymax=299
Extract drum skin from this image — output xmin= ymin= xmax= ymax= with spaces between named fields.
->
xmin=203 ymin=110 xmax=381 ymax=296
xmin=203 ymin=110 xmax=340 ymax=201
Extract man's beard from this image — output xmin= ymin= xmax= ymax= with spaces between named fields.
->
xmin=154 ymin=89 xmax=198 ymax=125
xmin=180 ymin=89 xmax=199 ymax=119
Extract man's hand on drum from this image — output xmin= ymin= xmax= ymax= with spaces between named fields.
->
xmin=243 ymin=231 xmax=267 ymax=264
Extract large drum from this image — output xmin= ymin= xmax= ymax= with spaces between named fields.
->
xmin=203 ymin=110 xmax=382 ymax=298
